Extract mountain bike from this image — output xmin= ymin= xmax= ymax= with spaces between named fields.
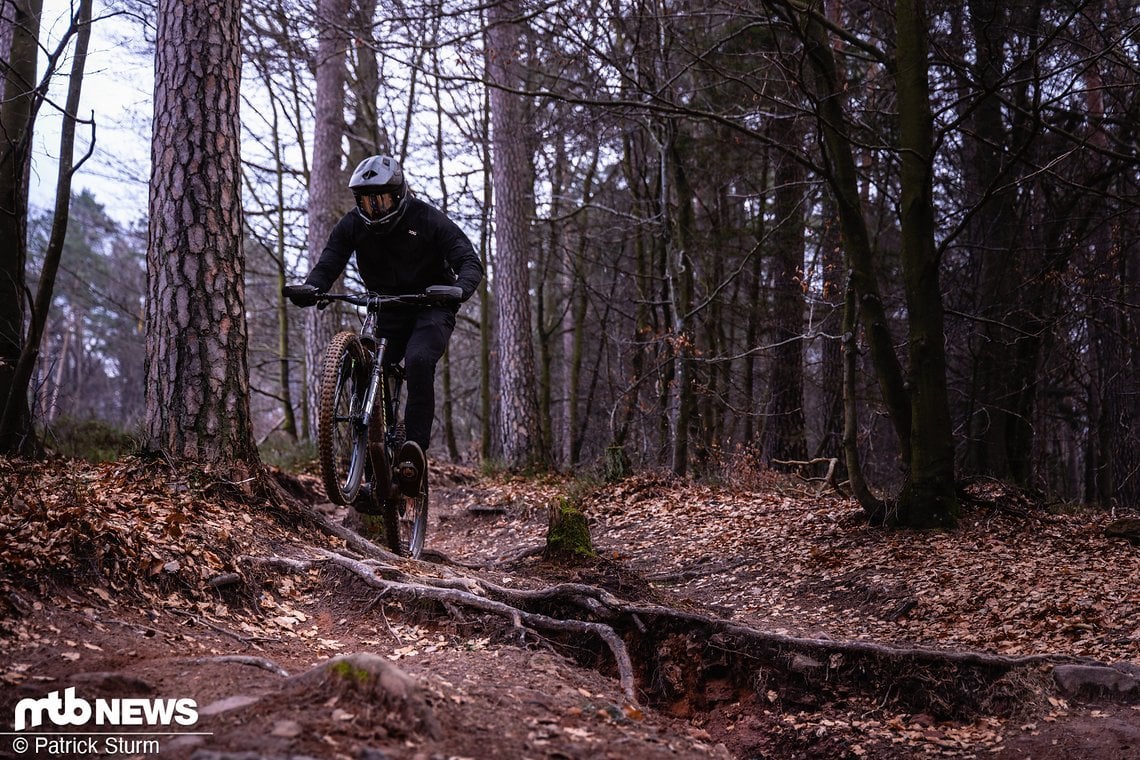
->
xmin=289 ymin=284 xmax=462 ymax=559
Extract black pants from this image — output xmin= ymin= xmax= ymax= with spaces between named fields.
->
xmin=379 ymin=306 xmax=455 ymax=450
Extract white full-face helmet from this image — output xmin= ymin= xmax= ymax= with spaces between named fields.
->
xmin=349 ymin=155 xmax=409 ymax=229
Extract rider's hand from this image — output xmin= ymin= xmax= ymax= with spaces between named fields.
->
xmin=283 ymin=283 xmax=321 ymax=307
xmin=424 ymin=284 xmax=464 ymax=302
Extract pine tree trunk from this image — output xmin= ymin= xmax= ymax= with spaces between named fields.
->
xmin=145 ymin=0 xmax=259 ymax=465
xmin=487 ymin=0 xmax=547 ymax=470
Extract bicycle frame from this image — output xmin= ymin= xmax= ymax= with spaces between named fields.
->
xmin=320 ymin=293 xmax=408 ymax=434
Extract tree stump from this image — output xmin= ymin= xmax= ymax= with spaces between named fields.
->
xmin=545 ymin=498 xmax=596 ymax=561
xmin=604 ymin=445 xmax=631 ymax=482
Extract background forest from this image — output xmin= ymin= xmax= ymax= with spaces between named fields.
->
xmin=2 ymin=0 xmax=1138 ymax=521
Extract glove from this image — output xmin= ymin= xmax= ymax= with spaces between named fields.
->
xmin=424 ymin=284 xmax=464 ymax=302
xmin=282 ymin=283 xmax=321 ymax=307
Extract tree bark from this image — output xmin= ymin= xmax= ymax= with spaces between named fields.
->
xmin=842 ymin=274 xmax=884 ymax=519
xmin=760 ymin=111 xmax=808 ymax=465
xmin=145 ymin=0 xmax=259 ymax=465
xmin=2 ymin=0 xmax=92 ymax=453
xmin=666 ymin=135 xmax=696 ymax=477
xmin=0 ymin=0 xmax=44 ymax=455
xmin=894 ymin=0 xmax=958 ymax=527
xmin=959 ymin=0 xmax=1029 ymax=484
xmin=345 ymin=0 xmax=388 ymax=165
xmin=487 ymin=0 xmax=547 ymax=470
xmin=478 ymin=76 xmax=493 ymax=461
xmin=304 ymin=0 xmax=351 ymax=440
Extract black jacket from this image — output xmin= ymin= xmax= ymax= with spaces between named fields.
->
xmin=305 ymin=197 xmax=483 ymax=302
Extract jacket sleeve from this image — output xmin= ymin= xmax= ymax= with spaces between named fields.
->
xmin=304 ymin=214 xmax=355 ymax=291
xmin=439 ymin=216 xmax=483 ymax=301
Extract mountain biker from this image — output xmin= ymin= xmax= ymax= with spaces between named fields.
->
xmin=284 ymin=155 xmax=483 ymax=495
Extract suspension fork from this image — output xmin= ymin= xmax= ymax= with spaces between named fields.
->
xmin=360 ymin=336 xmax=389 ymax=429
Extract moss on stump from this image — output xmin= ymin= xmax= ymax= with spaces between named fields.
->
xmin=545 ymin=498 xmax=596 ymax=562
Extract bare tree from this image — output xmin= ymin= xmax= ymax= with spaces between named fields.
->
xmin=2 ymin=0 xmax=94 ymax=456
xmin=486 ymin=0 xmax=547 ymax=469
xmin=303 ymin=0 xmax=352 ymax=440
xmin=0 ymin=0 xmax=43 ymax=455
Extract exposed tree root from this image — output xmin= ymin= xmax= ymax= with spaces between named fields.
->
xmin=313 ymin=548 xmax=638 ymax=706
xmin=295 ymin=504 xmax=1101 ymax=720
xmin=304 ymin=507 xmax=401 ymax=562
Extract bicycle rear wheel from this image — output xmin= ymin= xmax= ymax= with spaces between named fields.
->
xmin=380 ymin=423 xmax=427 ymax=558
xmin=318 ymin=331 xmax=370 ymax=505
xmin=383 ymin=483 xmax=428 ymax=559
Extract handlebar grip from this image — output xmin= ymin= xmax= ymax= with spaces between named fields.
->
xmin=282 ymin=283 xmax=322 ymax=307
xmin=425 ymin=285 xmax=464 ymax=302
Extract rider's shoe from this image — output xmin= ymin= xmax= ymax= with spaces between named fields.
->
xmin=396 ymin=441 xmax=426 ymax=497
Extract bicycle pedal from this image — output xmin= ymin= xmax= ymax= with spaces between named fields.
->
xmin=396 ymin=462 xmax=422 ymax=497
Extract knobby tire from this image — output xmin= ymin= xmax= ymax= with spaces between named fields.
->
xmin=384 ymin=485 xmax=428 ymax=559
xmin=318 ymin=331 xmax=370 ymax=505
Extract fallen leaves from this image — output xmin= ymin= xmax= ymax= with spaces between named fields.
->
xmin=571 ymin=474 xmax=1140 ymax=664
xmin=0 ymin=457 xmax=311 ymax=608
xmin=386 ymin=626 xmax=467 ymax=661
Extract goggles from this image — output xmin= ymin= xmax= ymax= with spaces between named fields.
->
xmin=357 ymin=190 xmax=400 ymax=221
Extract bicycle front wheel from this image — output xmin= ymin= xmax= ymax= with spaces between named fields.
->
xmin=318 ymin=331 xmax=371 ymax=505
xmin=383 ymin=483 xmax=429 ymax=559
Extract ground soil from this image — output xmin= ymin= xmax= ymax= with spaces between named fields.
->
xmin=1 ymin=458 xmax=1138 ymax=759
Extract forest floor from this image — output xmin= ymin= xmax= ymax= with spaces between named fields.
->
xmin=1 ymin=456 xmax=1139 ymax=759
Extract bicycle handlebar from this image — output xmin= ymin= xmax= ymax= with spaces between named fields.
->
xmin=284 ymin=283 xmax=464 ymax=310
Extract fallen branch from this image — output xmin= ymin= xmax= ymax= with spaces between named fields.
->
xmin=206 ymin=572 xmax=242 ymax=589
xmin=169 ymin=609 xmax=278 ymax=646
xmin=179 ymin=655 xmax=290 ymax=677
xmin=772 ymin=457 xmax=848 ymax=498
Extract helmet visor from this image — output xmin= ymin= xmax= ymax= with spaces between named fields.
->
xmin=357 ymin=190 xmax=400 ymax=221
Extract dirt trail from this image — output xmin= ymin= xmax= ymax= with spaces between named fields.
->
xmin=1 ymin=459 xmax=1138 ymax=758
